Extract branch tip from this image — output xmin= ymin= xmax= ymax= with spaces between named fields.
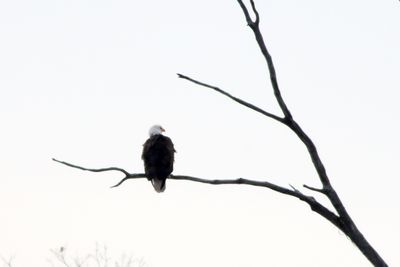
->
xmin=177 ymin=74 xmax=284 ymax=123
xmin=250 ymin=0 xmax=260 ymax=24
xmin=289 ymin=184 xmax=299 ymax=192
xmin=54 ymin=160 xmax=343 ymax=235
xmin=303 ymin=184 xmax=325 ymax=194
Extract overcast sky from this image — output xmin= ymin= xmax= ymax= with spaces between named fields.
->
xmin=0 ymin=0 xmax=399 ymax=266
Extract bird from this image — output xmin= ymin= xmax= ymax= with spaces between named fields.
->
xmin=142 ymin=125 xmax=176 ymax=192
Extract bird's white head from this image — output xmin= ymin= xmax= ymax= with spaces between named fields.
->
xmin=149 ymin=124 xmax=165 ymax=136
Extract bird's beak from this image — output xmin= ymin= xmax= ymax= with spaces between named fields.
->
xmin=161 ymin=127 xmax=165 ymax=132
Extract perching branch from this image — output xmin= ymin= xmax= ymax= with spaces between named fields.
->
xmin=52 ymin=158 xmax=343 ymax=232
xmin=54 ymin=1 xmax=388 ymax=266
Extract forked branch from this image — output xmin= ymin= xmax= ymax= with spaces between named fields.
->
xmin=54 ymin=0 xmax=388 ymax=266
xmin=180 ymin=1 xmax=387 ymax=266
xmin=52 ymin=158 xmax=145 ymax=188
xmin=237 ymin=0 xmax=292 ymax=120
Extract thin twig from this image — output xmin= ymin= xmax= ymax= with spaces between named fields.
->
xmin=303 ymin=184 xmax=325 ymax=194
xmin=289 ymin=184 xmax=301 ymax=194
xmin=110 ymin=175 xmax=146 ymax=188
xmin=52 ymin=158 xmax=132 ymax=177
xmin=177 ymin=73 xmax=284 ymax=123
xmin=0 ymin=255 xmax=14 ymax=267
xmin=53 ymin=158 xmax=146 ymax=188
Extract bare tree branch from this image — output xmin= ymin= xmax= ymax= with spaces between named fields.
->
xmin=235 ymin=1 xmax=387 ymax=266
xmin=48 ymin=244 xmax=141 ymax=267
xmin=50 ymin=248 xmax=72 ymax=267
xmin=173 ymin=174 xmax=343 ymax=232
xmin=289 ymin=184 xmax=301 ymax=194
xmin=177 ymin=73 xmax=284 ymax=123
xmin=52 ymin=158 xmax=145 ymax=188
xmin=52 ymin=158 xmax=132 ymax=177
xmin=237 ymin=0 xmax=259 ymax=26
xmin=180 ymin=1 xmax=387 ymax=266
xmin=236 ymin=0 xmax=254 ymax=26
xmin=249 ymin=0 xmax=260 ymax=24
xmin=237 ymin=0 xmax=292 ymax=120
xmin=0 ymin=255 xmax=14 ymax=267
xmin=303 ymin=184 xmax=325 ymax=194
xmin=52 ymin=159 xmax=343 ymax=232
xmin=53 ymin=1 xmax=388 ymax=266
xmin=303 ymin=184 xmax=326 ymax=195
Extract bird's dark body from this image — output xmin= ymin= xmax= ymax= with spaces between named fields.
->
xmin=142 ymin=134 xmax=175 ymax=192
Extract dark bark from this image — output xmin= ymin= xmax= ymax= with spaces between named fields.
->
xmin=54 ymin=1 xmax=388 ymax=266
xmin=235 ymin=1 xmax=387 ymax=266
xmin=53 ymin=158 xmax=344 ymax=233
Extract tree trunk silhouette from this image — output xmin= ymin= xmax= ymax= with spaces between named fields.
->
xmin=54 ymin=1 xmax=388 ymax=266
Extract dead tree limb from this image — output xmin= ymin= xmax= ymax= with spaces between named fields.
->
xmin=52 ymin=158 xmax=344 ymax=233
xmin=177 ymin=73 xmax=386 ymax=266
xmin=53 ymin=0 xmax=388 ymax=266
xmin=181 ymin=1 xmax=388 ymax=266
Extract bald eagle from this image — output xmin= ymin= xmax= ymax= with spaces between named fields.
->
xmin=142 ymin=125 xmax=175 ymax=192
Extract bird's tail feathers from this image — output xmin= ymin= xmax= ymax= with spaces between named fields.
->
xmin=151 ymin=178 xmax=166 ymax=193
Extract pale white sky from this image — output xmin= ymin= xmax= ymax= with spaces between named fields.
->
xmin=0 ymin=0 xmax=399 ymax=266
